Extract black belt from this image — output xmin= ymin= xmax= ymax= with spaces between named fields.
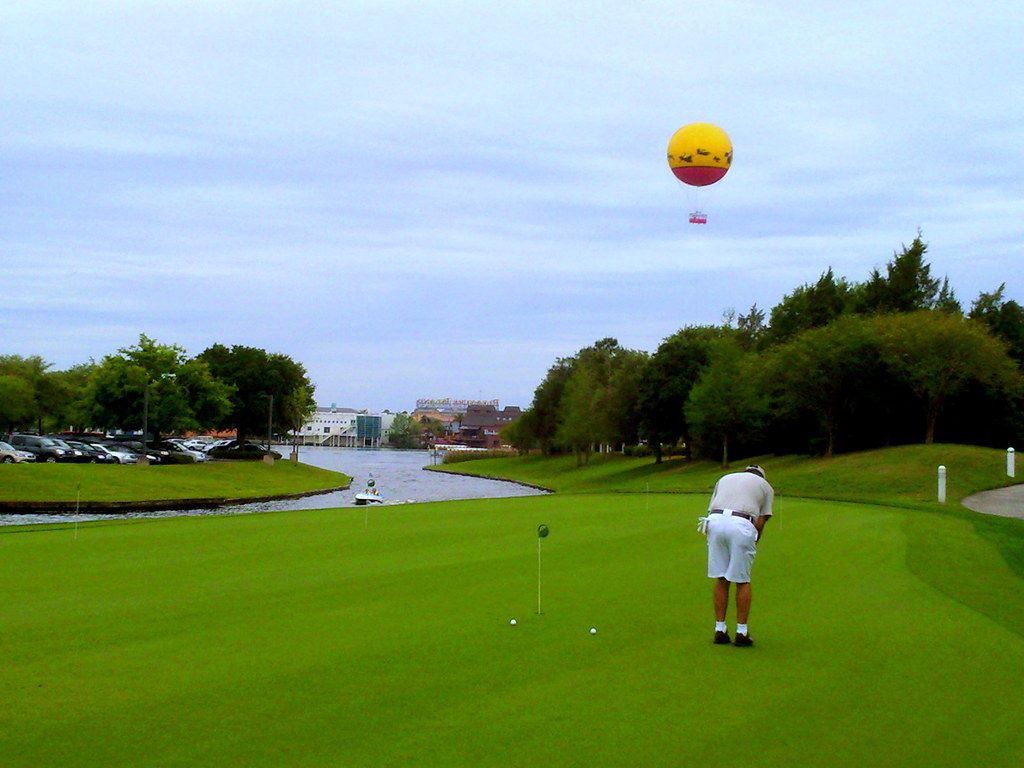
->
xmin=709 ymin=509 xmax=755 ymax=523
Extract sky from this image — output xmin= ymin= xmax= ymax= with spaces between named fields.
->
xmin=4 ymin=1 xmax=1023 ymax=412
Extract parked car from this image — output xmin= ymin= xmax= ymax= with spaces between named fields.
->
xmin=221 ymin=439 xmax=272 ymax=452
xmin=146 ymin=441 xmax=201 ymax=463
xmin=119 ymin=440 xmax=174 ymax=464
xmin=46 ymin=437 xmax=90 ymax=463
xmin=64 ymin=440 xmax=119 ymax=464
xmin=165 ymin=439 xmax=210 ymax=460
xmin=88 ymin=443 xmax=143 ymax=464
xmin=101 ymin=442 xmax=157 ymax=464
xmin=172 ymin=444 xmax=209 ymax=462
xmin=208 ymin=440 xmax=281 ymax=460
xmin=6 ymin=434 xmax=78 ymax=462
xmin=0 ymin=440 xmax=36 ymax=463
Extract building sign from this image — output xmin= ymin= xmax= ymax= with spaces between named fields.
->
xmin=415 ymin=398 xmax=499 ymax=410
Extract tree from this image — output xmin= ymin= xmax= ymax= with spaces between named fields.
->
xmin=500 ymin=410 xmax=536 ymax=455
xmin=529 ymin=358 xmax=575 ymax=455
xmin=763 ymin=316 xmax=885 ymax=457
xmin=0 ymin=374 xmax=35 ymax=432
xmin=637 ymin=326 xmax=726 ymax=461
xmin=418 ymin=417 xmax=449 ymax=441
xmin=556 ymin=361 xmax=601 ymax=465
xmin=736 ymin=304 xmax=767 ymax=351
xmin=684 ymin=338 xmax=768 ymax=466
xmin=871 ymin=312 xmax=1023 ymax=444
xmin=0 ymin=354 xmax=54 ymax=431
xmin=765 ymin=268 xmax=853 ymax=346
xmin=387 ymin=413 xmax=422 ymax=449
xmin=197 ymin=344 xmax=316 ymax=444
xmin=970 ymin=283 xmax=1024 ymax=365
xmin=606 ymin=348 xmax=648 ymax=448
xmin=554 ymin=338 xmax=646 ymax=462
xmin=84 ymin=335 xmax=233 ymax=441
xmin=46 ymin=363 xmax=96 ymax=432
xmin=854 ymin=233 xmax=958 ymax=314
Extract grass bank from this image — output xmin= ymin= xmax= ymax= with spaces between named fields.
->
xmin=0 ymin=460 xmax=349 ymax=505
xmin=434 ymin=443 xmax=1018 ymax=509
xmin=2 ymin=492 xmax=1022 ymax=766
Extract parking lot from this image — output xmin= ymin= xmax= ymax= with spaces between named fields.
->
xmin=0 ymin=435 xmax=263 ymax=465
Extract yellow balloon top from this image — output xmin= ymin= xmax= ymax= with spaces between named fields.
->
xmin=667 ymin=123 xmax=732 ymax=187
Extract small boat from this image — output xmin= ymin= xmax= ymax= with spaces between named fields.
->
xmin=354 ymin=489 xmax=383 ymax=505
xmin=354 ymin=476 xmax=383 ymax=505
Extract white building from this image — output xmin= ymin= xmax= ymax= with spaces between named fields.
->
xmin=297 ymin=406 xmax=397 ymax=447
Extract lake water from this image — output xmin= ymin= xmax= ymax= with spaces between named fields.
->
xmin=0 ymin=447 xmax=548 ymax=527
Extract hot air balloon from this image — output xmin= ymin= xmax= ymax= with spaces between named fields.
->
xmin=667 ymin=123 xmax=732 ymax=224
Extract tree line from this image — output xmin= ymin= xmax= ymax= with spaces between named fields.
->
xmin=503 ymin=235 xmax=1024 ymax=464
xmin=0 ymin=335 xmax=316 ymax=443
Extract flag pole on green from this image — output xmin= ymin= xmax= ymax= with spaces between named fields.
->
xmin=537 ymin=524 xmax=549 ymax=614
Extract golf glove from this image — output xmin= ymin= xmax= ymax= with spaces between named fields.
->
xmin=697 ymin=516 xmax=709 ymax=535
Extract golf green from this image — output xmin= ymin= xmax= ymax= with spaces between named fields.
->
xmin=2 ymin=493 xmax=1022 ymax=766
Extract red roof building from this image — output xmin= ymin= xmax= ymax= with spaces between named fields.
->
xmin=455 ymin=404 xmax=523 ymax=450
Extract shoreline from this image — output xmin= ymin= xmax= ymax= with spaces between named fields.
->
xmin=422 ymin=465 xmax=554 ymax=494
xmin=0 ymin=483 xmax=351 ymax=515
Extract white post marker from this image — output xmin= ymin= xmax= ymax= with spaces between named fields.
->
xmin=937 ymin=465 xmax=947 ymax=503
xmin=1008 ymin=447 xmax=1015 ymax=478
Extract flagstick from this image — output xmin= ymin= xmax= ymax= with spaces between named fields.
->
xmin=74 ymin=483 xmax=80 ymax=540
xmin=536 ymin=536 xmax=542 ymax=614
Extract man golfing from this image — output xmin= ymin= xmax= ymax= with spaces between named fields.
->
xmin=704 ymin=464 xmax=774 ymax=647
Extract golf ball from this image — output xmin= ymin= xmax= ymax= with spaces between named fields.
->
xmin=510 ymin=619 xmax=517 ymax=626
xmin=590 ymin=627 xmax=597 ymax=634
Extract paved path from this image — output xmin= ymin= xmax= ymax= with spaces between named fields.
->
xmin=961 ymin=484 xmax=1024 ymax=519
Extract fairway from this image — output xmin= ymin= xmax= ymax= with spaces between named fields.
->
xmin=3 ymin=493 xmax=1023 ymax=766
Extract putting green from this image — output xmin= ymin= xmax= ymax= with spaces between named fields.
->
xmin=2 ymin=493 xmax=1022 ymax=766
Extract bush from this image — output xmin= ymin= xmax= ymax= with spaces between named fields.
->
xmin=623 ymin=445 xmax=653 ymax=457
xmin=441 ymin=449 xmax=516 ymax=464
xmin=623 ymin=444 xmax=686 ymax=458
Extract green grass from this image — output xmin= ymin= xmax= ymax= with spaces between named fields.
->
xmin=2 ymin=491 xmax=1023 ymax=766
xmin=436 ymin=443 xmax=1019 ymax=508
xmin=0 ymin=460 xmax=349 ymax=503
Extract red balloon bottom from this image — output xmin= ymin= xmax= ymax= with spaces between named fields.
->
xmin=671 ymin=166 xmax=728 ymax=187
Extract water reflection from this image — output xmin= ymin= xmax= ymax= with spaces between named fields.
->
xmin=0 ymin=447 xmax=546 ymax=527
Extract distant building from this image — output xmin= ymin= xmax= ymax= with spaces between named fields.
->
xmin=410 ymin=408 xmax=461 ymax=429
xmin=411 ymin=398 xmax=499 ymax=428
xmin=297 ymin=406 xmax=397 ymax=447
xmin=454 ymin=404 xmax=523 ymax=450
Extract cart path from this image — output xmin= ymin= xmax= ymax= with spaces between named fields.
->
xmin=961 ymin=484 xmax=1024 ymax=519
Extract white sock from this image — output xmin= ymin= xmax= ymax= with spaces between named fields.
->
xmin=736 ymin=623 xmax=749 ymax=636
xmin=715 ymin=621 xmax=727 ymax=633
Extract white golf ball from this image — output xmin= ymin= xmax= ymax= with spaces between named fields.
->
xmin=590 ymin=627 xmax=597 ymax=634
xmin=509 ymin=618 xmax=517 ymax=626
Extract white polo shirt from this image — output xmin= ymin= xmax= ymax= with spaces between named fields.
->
xmin=708 ymin=471 xmax=774 ymax=518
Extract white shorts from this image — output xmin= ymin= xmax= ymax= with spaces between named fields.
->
xmin=706 ymin=513 xmax=758 ymax=583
